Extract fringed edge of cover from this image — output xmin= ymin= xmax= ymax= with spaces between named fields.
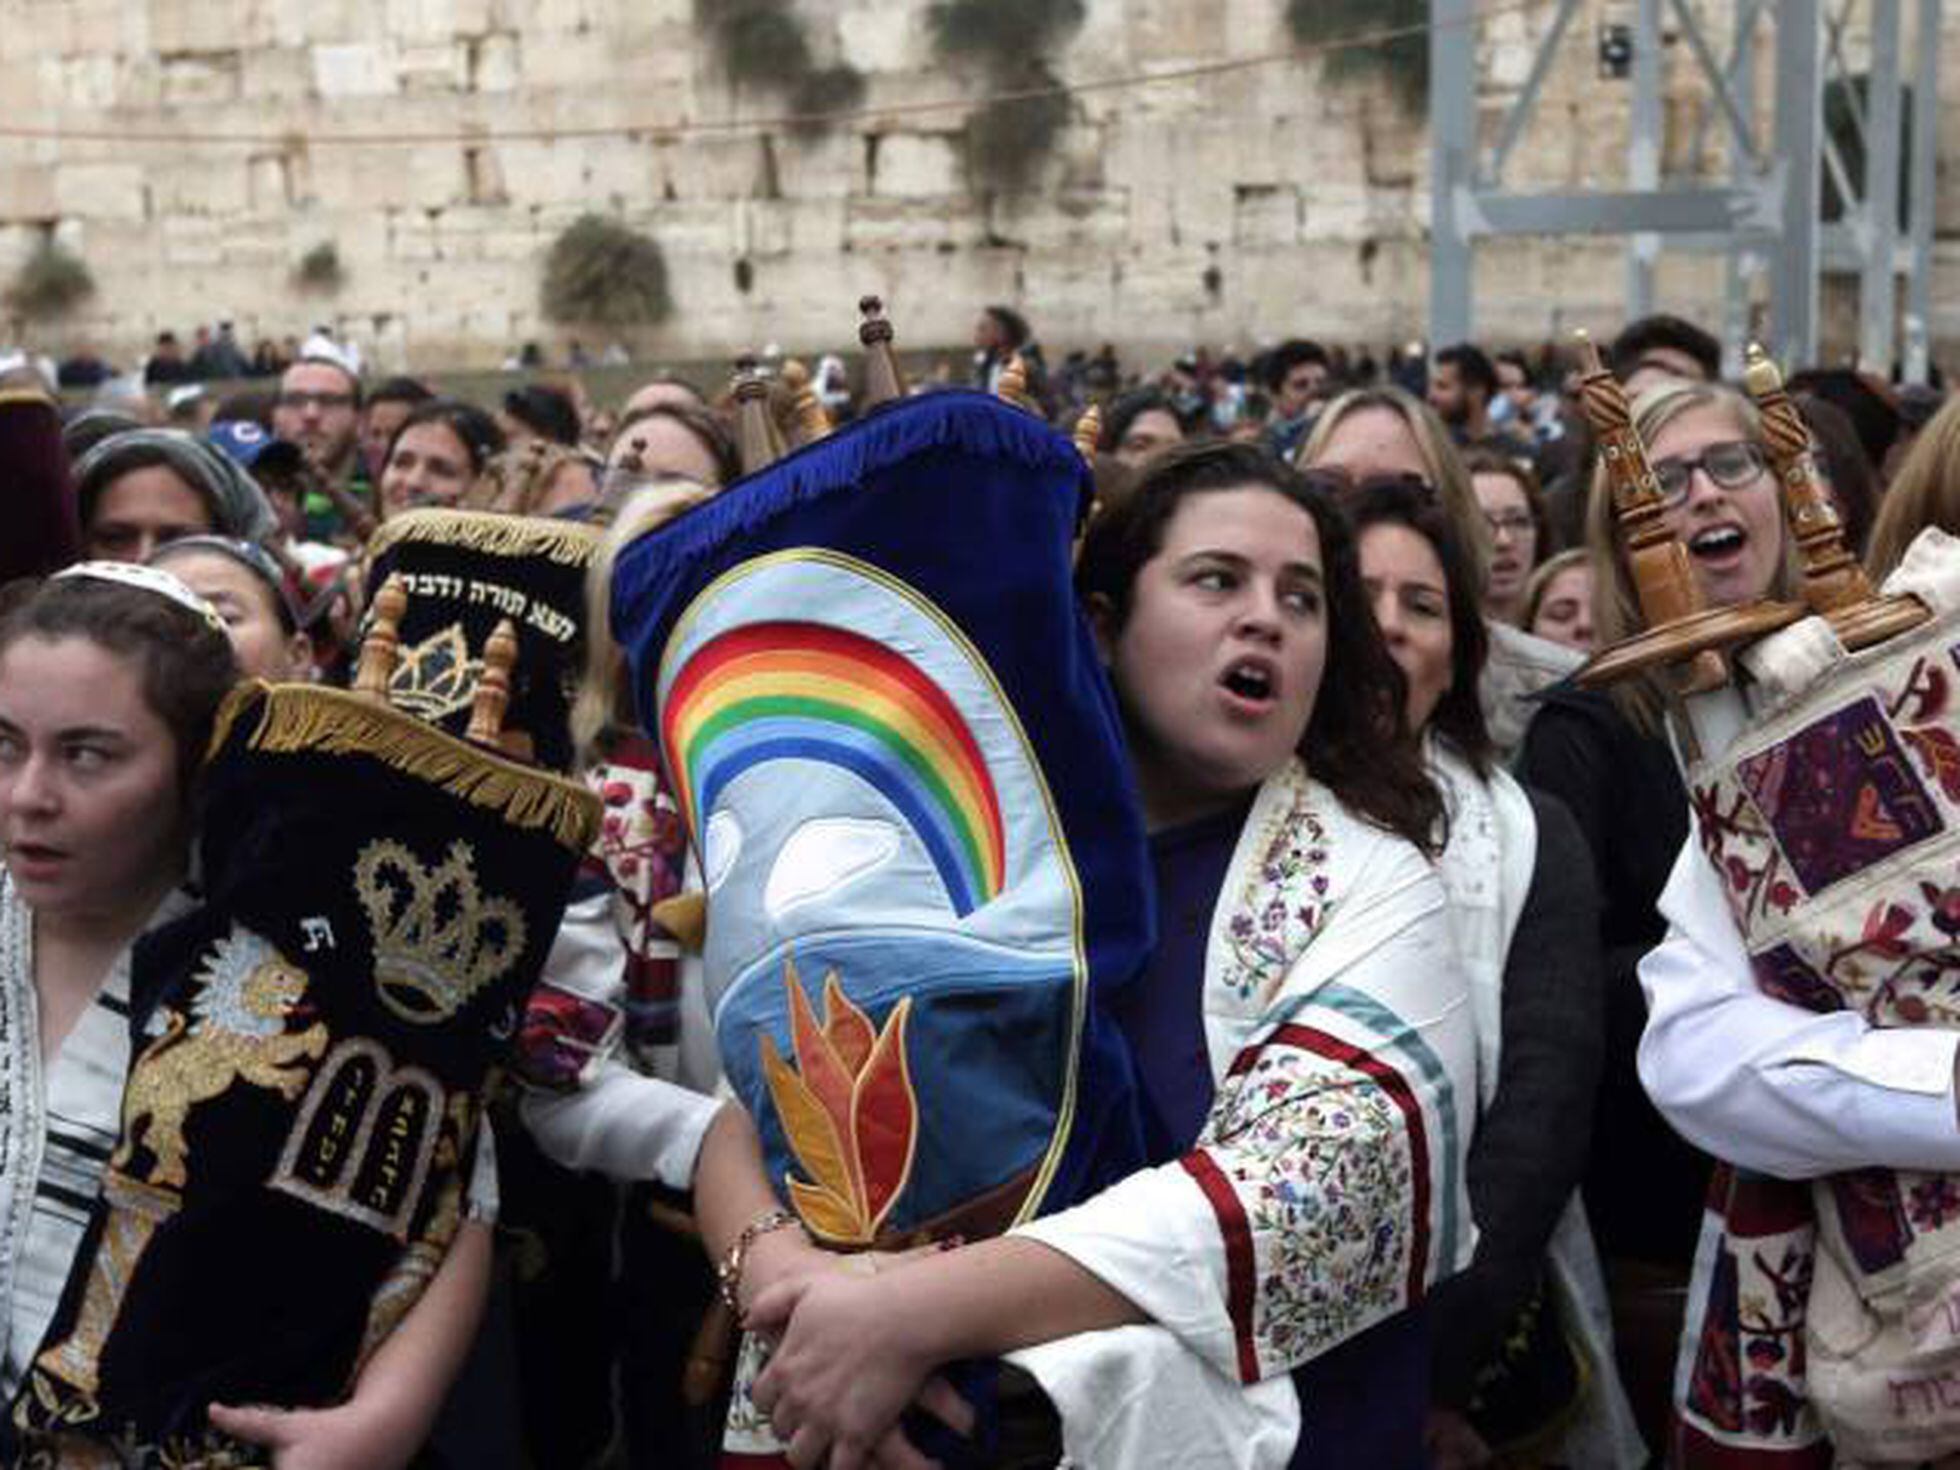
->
xmin=364 ymin=507 xmax=602 ymax=570
xmin=610 ymin=390 xmax=1086 ymax=644
xmin=206 ymin=681 xmax=601 ymax=851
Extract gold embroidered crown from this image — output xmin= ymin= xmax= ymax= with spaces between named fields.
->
xmin=387 ymin=625 xmax=484 ymax=723
xmin=354 ymin=838 xmax=526 ymax=1024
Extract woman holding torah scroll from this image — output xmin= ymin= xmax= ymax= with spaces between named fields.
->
xmin=612 ymin=406 xmax=1475 ymax=1470
xmin=1518 ymin=378 xmax=1798 ymax=1445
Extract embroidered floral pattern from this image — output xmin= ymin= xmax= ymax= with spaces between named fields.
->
xmin=1220 ymin=794 xmax=1330 ymax=1006
xmin=1200 ymin=1045 xmax=1412 ymax=1377
xmin=586 ymin=738 xmax=688 ymax=1057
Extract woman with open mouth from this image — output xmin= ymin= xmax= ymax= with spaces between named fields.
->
xmin=1517 ymin=378 xmax=1796 ymax=1451
xmin=731 ymin=441 xmax=1476 ymax=1470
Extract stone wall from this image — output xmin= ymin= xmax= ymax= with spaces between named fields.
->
xmin=0 ymin=0 xmax=1949 ymax=370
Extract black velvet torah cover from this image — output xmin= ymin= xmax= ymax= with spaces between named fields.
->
xmin=361 ymin=508 xmax=600 ymax=776
xmin=6 ymin=682 xmax=598 ymax=1467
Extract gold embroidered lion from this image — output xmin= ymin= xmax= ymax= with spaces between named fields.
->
xmin=115 ymin=927 xmax=330 ymax=1191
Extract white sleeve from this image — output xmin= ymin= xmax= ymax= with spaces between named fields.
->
xmin=518 ymin=1054 xmax=724 ymax=1191
xmin=464 ymin=1115 xmax=500 ymax=1224
xmin=1637 ymin=834 xmax=1960 ymax=1179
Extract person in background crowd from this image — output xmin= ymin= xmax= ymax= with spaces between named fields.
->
xmin=271 ymin=354 xmax=364 ymax=503
xmin=1522 ymin=548 xmax=1595 ymax=653
xmin=73 ymin=429 xmax=278 ymax=564
xmin=599 ymin=400 xmax=739 ymax=510
xmin=1301 ymin=385 xmax=1579 ymax=757
xmin=1867 ymin=387 xmax=1960 ymax=578
xmin=1261 ymin=338 xmax=1333 ymax=459
xmin=55 ymin=343 xmax=114 ymax=391
xmin=971 ymin=304 xmax=1050 ymax=412
xmin=617 ymin=374 xmax=708 ymax=429
xmin=501 ymin=384 xmax=585 ymax=449
xmin=1518 ymin=378 xmax=1794 ymax=1449
xmin=1786 ymin=366 xmax=1903 ymax=483
xmin=1466 ymin=449 xmax=1549 ymax=625
xmin=149 ymin=535 xmax=314 ymax=682
xmin=1607 ymin=313 xmax=1720 ymax=398
xmin=1098 ymin=387 xmax=1189 ymax=468
xmin=0 ymin=368 xmax=80 ymax=582
xmin=376 ymin=399 xmax=506 ymax=519
xmin=1341 ymin=475 xmax=1639 ymax=1470
xmin=188 ymin=321 xmax=251 ymax=382
xmin=1793 ymin=392 xmax=1881 ymax=556
xmin=358 ymin=376 xmax=436 ymax=485
xmin=1491 ymin=349 xmax=1563 ymax=450
xmin=1429 ymin=343 xmax=1533 ymax=461
xmin=142 ymin=332 xmax=194 ymax=388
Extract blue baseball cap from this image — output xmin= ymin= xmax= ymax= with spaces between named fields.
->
xmin=207 ymin=419 xmax=304 ymax=474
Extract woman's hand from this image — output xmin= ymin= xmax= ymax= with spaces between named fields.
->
xmin=207 ymin=1398 xmax=421 ymax=1470
xmin=747 ymin=1269 xmax=972 ymax=1470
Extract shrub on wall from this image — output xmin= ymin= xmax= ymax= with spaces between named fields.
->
xmin=5 ymin=239 xmax=95 ymax=322
xmin=1287 ymin=0 xmax=1428 ymax=114
xmin=697 ymin=0 xmax=866 ymax=122
xmin=541 ymin=214 xmax=673 ymax=328
xmin=930 ymin=0 xmax=1085 ymax=190
xmin=294 ymin=241 xmax=346 ymax=293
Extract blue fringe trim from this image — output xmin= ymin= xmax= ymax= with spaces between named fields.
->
xmin=611 ymin=390 xmax=1086 ymax=642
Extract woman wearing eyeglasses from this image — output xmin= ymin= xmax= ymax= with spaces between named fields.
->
xmin=1517 ymin=379 xmax=1794 ymax=1449
xmin=1464 ymin=451 xmax=1550 ymax=627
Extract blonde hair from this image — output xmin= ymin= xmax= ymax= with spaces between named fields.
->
xmin=1583 ymin=379 xmax=1795 ymax=734
xmin=569 ymin=479 xmax=720 ymax=766
xmin=1297 ymin=385 xmax=1490 ymax=586
xmin=1521 ymin=547 xmax=1591 ymax=630
xmin=1867 ymin=391 xmax=1960 ymax=579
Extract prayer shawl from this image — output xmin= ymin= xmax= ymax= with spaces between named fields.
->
xmin=1673 ymin=530 xmax=1960 ymax=1467
xmin=1007 ymin=758 xmax=1477 ymax=1469
xmin=608 ymin=390 xmax=1156 ymax=1464
xmin=4 ymin=683 xmax=597 ymax=1467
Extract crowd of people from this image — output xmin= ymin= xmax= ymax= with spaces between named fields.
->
xmin=2 ymin=291 xmax=1960 ymax=1470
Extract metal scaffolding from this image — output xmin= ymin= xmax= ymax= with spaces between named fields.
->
xmin=1428 ymin=0 xmax=1941 ymax=377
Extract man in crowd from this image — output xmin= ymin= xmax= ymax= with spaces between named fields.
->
xmin=1607 ymin=312 xmax=1721 ymax=396
xmin=1429 ymin=342 xmax=1532 ymax=460
xmin=358 ymin=376 xmax=435 ymax=483
xmin=1261 ymin=338 xmax=1332 ymax=458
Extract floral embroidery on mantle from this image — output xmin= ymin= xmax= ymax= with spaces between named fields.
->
xmin=1220 ymin=786 xmax=1330 ymax=1007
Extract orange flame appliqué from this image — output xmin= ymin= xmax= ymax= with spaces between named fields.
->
xmin=760 ymin=960 xmax=918 ymax=1245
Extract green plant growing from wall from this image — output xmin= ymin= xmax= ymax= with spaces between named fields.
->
xmin=696 ymin=0 xmax=865 ymax=121
xmin=929 ymin=0 xmax=1086 ymax=190
xmin=294 ymin=241 xmax=346 ymax=293
xmin=5 ymin=239 xmax=95 ymax=322
xmin=541 ymin=214 xmax=673 ymax=328
xmin=1287 ymin=0 xmax=1429 ymax=114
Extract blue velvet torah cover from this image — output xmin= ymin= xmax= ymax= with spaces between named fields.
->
xmin=6 ymin=682 xmax=598 ymax=1467
xmin=611 ymin=389 xmax=1153 ymax=1250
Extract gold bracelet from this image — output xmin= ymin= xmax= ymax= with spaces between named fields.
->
xmin=716 ymin=1207 xmax=802 ymax=1315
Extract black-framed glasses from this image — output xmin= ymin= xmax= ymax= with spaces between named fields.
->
xmin=1649 ymin=440 xmax=1767 ymax=508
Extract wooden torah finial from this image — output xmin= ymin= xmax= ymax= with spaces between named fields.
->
xmin=353 ymin=575 xmax=409 ymax=700
xmin=858 ymin=295 xmax=907 ymax=407
xmin=466 ymin=618 xmax=519 ymax=746
xmin=1072 ymin=403 xmax=1103 ymax=463
xmin=780 ymin=358 xmax=833 ymax=444
xmin=1742 ymin=344 xmax=1928 ymax=649
xmin=1571 ymin=331 xmax=1800 ymax=693
xmin=732 ymin=357 xmax=788 ymax=475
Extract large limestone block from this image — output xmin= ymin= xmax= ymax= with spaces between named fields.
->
xmin=161 ymin=52 xmax=242 ymax=106
xmin=470 ymin=32 xmax=520 ymax=91
xmin=241 ymin=45 xmax=310 ymax=100
xmin=836 ymin=0 xmax=924 ymax=72
xmin=149 ymin=158 xmax=251 ymax=216
xmin=55 ymin=162 xmax=148 ymax=222
xmin=160 ymin=215 xmax=224 ymax=266
xmin=0 ymin=165 xmax=58 ymax=223
xmin=868 ymin=132 xmax=962 ymax=198
xmin=843 ymin=195 xmax=983 ymax=252
xmin=312 ymin=41 xmax=399 ymax=99
xmin=518 ymin=29 xmax=620 ymax=90
xmin=49 ymin=54 xmax=121 ymax=109
xmin=398 ymin=42 xmax=469 ymax=94
xmin=148 ymin=0 xmax=235 ymax=55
